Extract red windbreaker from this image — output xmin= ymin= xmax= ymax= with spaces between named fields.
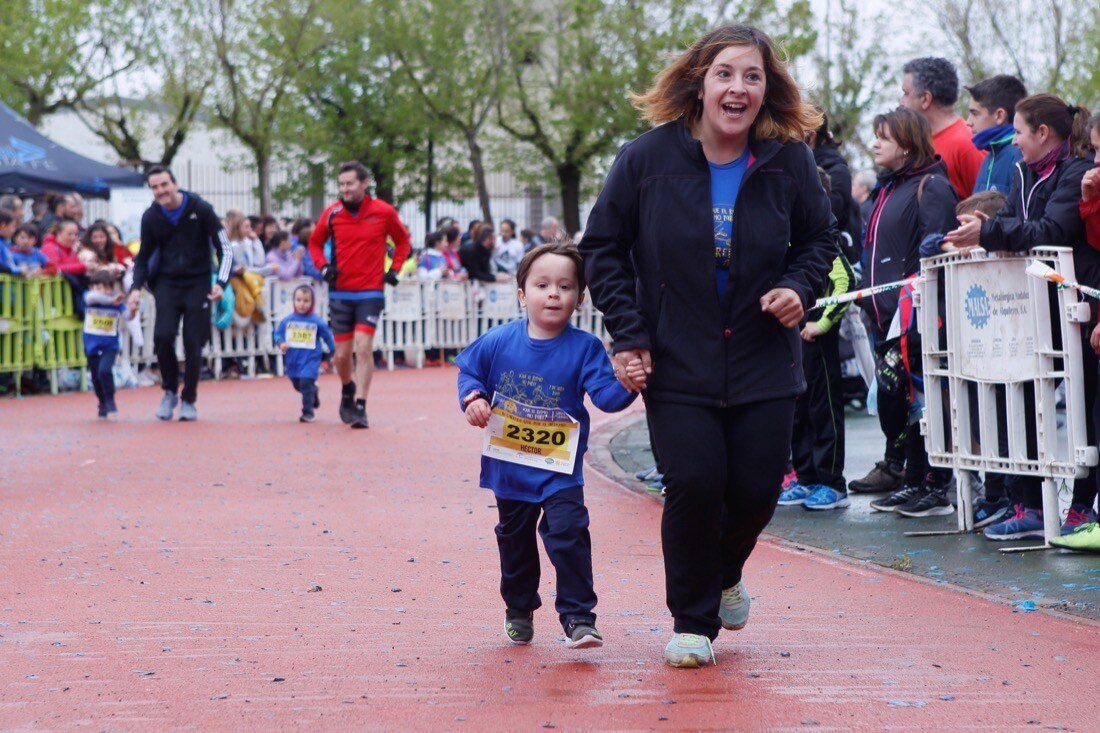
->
xmin=308 ymin=197 xmax=411 ymax=292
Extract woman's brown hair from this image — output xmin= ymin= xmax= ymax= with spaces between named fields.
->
xmin=631 ymin=24 xmax=822 ymax=143
xmin=79 ymin=222 xmax=115 ymax=263
xmin=1015 ymin=94 xmax=1093 ymax=158
xmin=872 ymin=108 xmax=937 ymax=170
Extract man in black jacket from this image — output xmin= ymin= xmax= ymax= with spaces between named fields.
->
xmin=127 ymin=166 xmax=234 ymax=421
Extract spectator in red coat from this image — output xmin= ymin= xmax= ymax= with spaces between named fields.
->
xmin=41 ymin=219 xmax=86 ymax=276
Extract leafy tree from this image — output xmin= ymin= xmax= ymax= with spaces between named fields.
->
xmin=495 ymin=0 xmax=706 ymax=234
xmin=0 ymin=0 xmax=144 ymax=125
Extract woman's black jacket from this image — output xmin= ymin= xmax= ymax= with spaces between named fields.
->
xmin=580 ymin=120 xmax=836 ymax=408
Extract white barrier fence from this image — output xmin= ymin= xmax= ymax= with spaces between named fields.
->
xmin=917 ymin=247 xmax=1098 ymax=547
xmin=119 ymin=277 xmax=609 ymax=377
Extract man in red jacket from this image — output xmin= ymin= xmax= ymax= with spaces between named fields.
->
xmin=308 ymin=161 xmax=411 ymax=429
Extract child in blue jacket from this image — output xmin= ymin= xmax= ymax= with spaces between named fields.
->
xmin=457 ymin=241 xmax=639 ymax=651
xmin=274 ymin=284 xmax=335 ymax=422
xmin=83 ymin=269 xmax=137 ymax=418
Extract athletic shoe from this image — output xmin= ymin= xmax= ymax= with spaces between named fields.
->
xmin=339 ymin=381 xmax=357 ymax=424
xmin=777 ymin=481 xmax=812 ymax=506
xmin=97 ymin=402 xmax=108 ymax=420
xmin=634 ymin=464 xmax=659 ymax=481
xmin=848 ymin=461 xmax=904 ymax=494
xmin=646 ymin=479 xmax=665 ymax=495
xmin=802 ymin=485 xmax=851 ymax=510
xmin=781 ymin=470 xmax=798 ymax=491
xmin=350 ymin=400 xmax=369 ymax=429
xmin=300 ymin=411 xmax=316 ymax=423
xmin=718 ymin=579 xmax=749 ymax=630
xmin=565 ymin=621 xmax=604 ymax=649
xmin=504 ymin=610 xmax=533 ymax=645
xmin=156 ymin=391 xmax=179 ymax=421
xmin=869 ymin=485 xmax=921 ymax=513
xmin=896 ymin=486 xmax=955 ymax=517
xmin=982 ymin=504 xmax=1045 ymax=541
xmin=1050 ymin=522 xmax=1100 ymax=552
xmin=972 ymin=497 xmax=1012 ymax=528
xmin=314 ymin=392 xmax=321 ymax=410
xmin=664 ymin=633 xmax=715 ymax=668
xmin=179 ymin=401 xmax=197 ymax=421
xmin=104 ymin=400 xmax=118 ymax=420
xmin=1062 ymin=504 xmax=1099 ymax=534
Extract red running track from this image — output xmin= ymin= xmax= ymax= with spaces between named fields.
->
xmin=1 ymin=369 xmax=1098 ymax=731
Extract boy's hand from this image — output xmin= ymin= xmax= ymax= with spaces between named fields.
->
xmin=279 ymin=342 xmax=289 ymax=354
xmin=111 ymin=292 xmax=126 ymax=306
xmin=126 ymin=290 xmax=142 ymax=311
xmin=464 ymin=398 xmax=491 ymax=427
xmin=801 ymin=321 xmax=824 ymax=342
xmin=613 ymin=349 xmax=651 ymax=391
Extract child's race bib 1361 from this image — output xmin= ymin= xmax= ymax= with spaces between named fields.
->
xmin=286 ymin=321 xmax=318 ymax=350
xmin=84 ymin=308 xmax=120 ymax=337
xmin=483 ymin=393 xmax=580 ymax=474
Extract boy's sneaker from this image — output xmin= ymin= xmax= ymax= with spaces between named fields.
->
xmin=300 ymin=411 xmax=316 ymax=423
xmin=803 ymin=485 xmax=851 ymax=510
xmin=350 ymin=399 xmax=369 ymax=429
xmin=1062 ymin=504 xmax=1098 ymax=534
xmin=982 ymin=504 xmax=1045 ymax=541
xmin=565 ymin=621 xmax=604 ymax=649
xmin=634 ymin=464 xmax=659 ymax=481
xmin=179 ymin=401 xmax=197 ymax=421
xmin=504 ymin=609 xmax=534 ymax=645
xmin=972 ymin=497 xmax=1012 ymax=528
xmin=1050 ymin=522 xmax=1100 ymax=552
xmin=896 ymin=486 xmax=954 ymax=517
xmin=849 ymin=461 xmax=903 ymax=494
xmin=778 ymin=481 xmax=812 ymax=506
xmin=781 ymin=470 xmax=798 ymax=491
xmin=664 ymin=633 xmax=715 ymax=668
xmin=339 ymin=381 xmax=357 ymax=424
xmin=314 ymin=392 xmax=321 ymax=409
xmin=869 ymin=485 xmax=921 ymax=512
xmin=718 ymin=579 xmax=749 ymax=630
xmin=155 ymin=391 xmax=178 ymax=420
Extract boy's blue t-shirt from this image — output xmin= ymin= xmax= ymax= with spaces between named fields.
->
xmin=274 ymin=310 xmax=335 ymax=378
xmin=82 ymin=293 xmax=125 ymax=353
xmin=455 ymin=319 xmax=636 ymax=502
xmin=710 ymin=151 xmax=749 ymax=301
xmin=0 ymin=239 xmax=14 ymax=272
xmin=11 ymin=248 xmax=50 ymax=272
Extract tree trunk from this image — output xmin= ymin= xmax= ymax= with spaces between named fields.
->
xmin=558 ymin=162 xmax=582 ymax=237
xmin=256 ymin=151 xmax=272 ymax=215
xmin=466 ymin=129 xmax=493 ymax=226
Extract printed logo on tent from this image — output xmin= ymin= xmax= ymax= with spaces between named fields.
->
xmin=964 ymin=283 xmax=991 ymax=329
xmin=0 ymin=136 xmax=47 ymax=165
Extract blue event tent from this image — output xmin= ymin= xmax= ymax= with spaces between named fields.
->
xmin=0 ymin=101 xmax=144 ymax=198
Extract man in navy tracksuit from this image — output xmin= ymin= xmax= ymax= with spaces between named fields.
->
xmin=128 ymin=165 xmax=234 ymax=422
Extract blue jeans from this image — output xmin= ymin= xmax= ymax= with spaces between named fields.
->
xmin=86 ymin=346 xmax=118 ymax=406
xmin=290 ymin=377 xmax=317 ymax=414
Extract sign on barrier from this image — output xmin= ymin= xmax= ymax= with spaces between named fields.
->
xmin=918 ymin=247 xmax=1098 ymax=546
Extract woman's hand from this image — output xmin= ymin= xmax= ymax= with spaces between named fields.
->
xmin=943 ymin=212 xmax=988 ymax=255
xmin=1090 ymin=322 xmax=1100 ymax=354
xmin=760 ymin=288 xmax=803 ymax=328
xmin=1083 ymin=168 xmax=1100 ymax=202
xmin=613 ymin=349 xmax=652 ymax=391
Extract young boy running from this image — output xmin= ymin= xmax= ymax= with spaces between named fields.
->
xmin=83 ymin=269 xmax=137 ymax=419
xmin=456 ymin=241 xmax=639 ymax=650
xmin=274 ymin=284 xmax=335 ymax=423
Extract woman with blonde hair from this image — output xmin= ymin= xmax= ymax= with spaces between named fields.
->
xmin=580 ymin=24 xmax=835 ymax=667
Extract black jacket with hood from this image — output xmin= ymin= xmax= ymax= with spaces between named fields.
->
xmin=132 ymin=191 xmax=233 ymax=292
xmin=580 ymin=119 xmax=836 ymax=408
xmin=858 ymin=158 xmax=957 ymax=334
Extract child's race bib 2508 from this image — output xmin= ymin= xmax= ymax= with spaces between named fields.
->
xmin=483 ymin=393 xmax=580 ymax=475
xmin=84 ymin=308 xmax=119 ymax=337
xmin=286 ymin=321 xmax=318 ymax=350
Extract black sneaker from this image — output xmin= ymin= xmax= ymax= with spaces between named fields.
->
xmin=505 ymin=609 xmax=534 ymax=645
xmin=565 ymin=621 xmax=604 ymax=649
xmin=350 ymin=399 xmax=369 ymax=429
xmin=869 ymin=485 xmax=921 ymax=512
xmin=300 ymin=411 xmax=316 ymax=423
xmin=849 ymin=461 xmax=904 ymax=494
xmin=973 ymin=497 xmax=1012 ymax=528
xmin=338 ymin=381 xmax=357 ymax=424
xmin=896 ymin=486 xmax=955 ymax=517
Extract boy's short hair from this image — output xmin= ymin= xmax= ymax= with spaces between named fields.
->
xmin=957 ymin=190 xmax=1006 ymax=218
xmin=965 ymin=75 xmax=1028 ymax=120
xmin=88 ymin=269 xmax=115 ymax=287
xmin=0 ymin=210 xmax=13 ymax=227
xmin=13 ymin=223 xmax=38 ymax=241
xmin=516 ymin=239 xmax=585 ymax=292
xmin=293 ymin=283 xmax=314 ymax=300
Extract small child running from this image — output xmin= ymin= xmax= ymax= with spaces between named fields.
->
xmin=83 ymin=269 xmax=137 ymax=419
xmin=456 ymin=241 xmax=638 ymax=650
xmin=274 ymin=284 xmax=335 ymax=422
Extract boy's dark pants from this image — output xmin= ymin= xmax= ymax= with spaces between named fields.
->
xmin=495 ymin=486 xmax=596 ymax=632
xmin=792 ymin=327 xmax=845 ymax=490
xmin=87 ymin=346 xmax=118 ymax=405
xmin=290 ymin=377 xmax=317 ymax=413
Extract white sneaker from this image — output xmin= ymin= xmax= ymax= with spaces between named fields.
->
xmin=664 ymin=633 xmax=714 ymax=668
xmin=719 ymin=580 xmax=750 ymax=630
